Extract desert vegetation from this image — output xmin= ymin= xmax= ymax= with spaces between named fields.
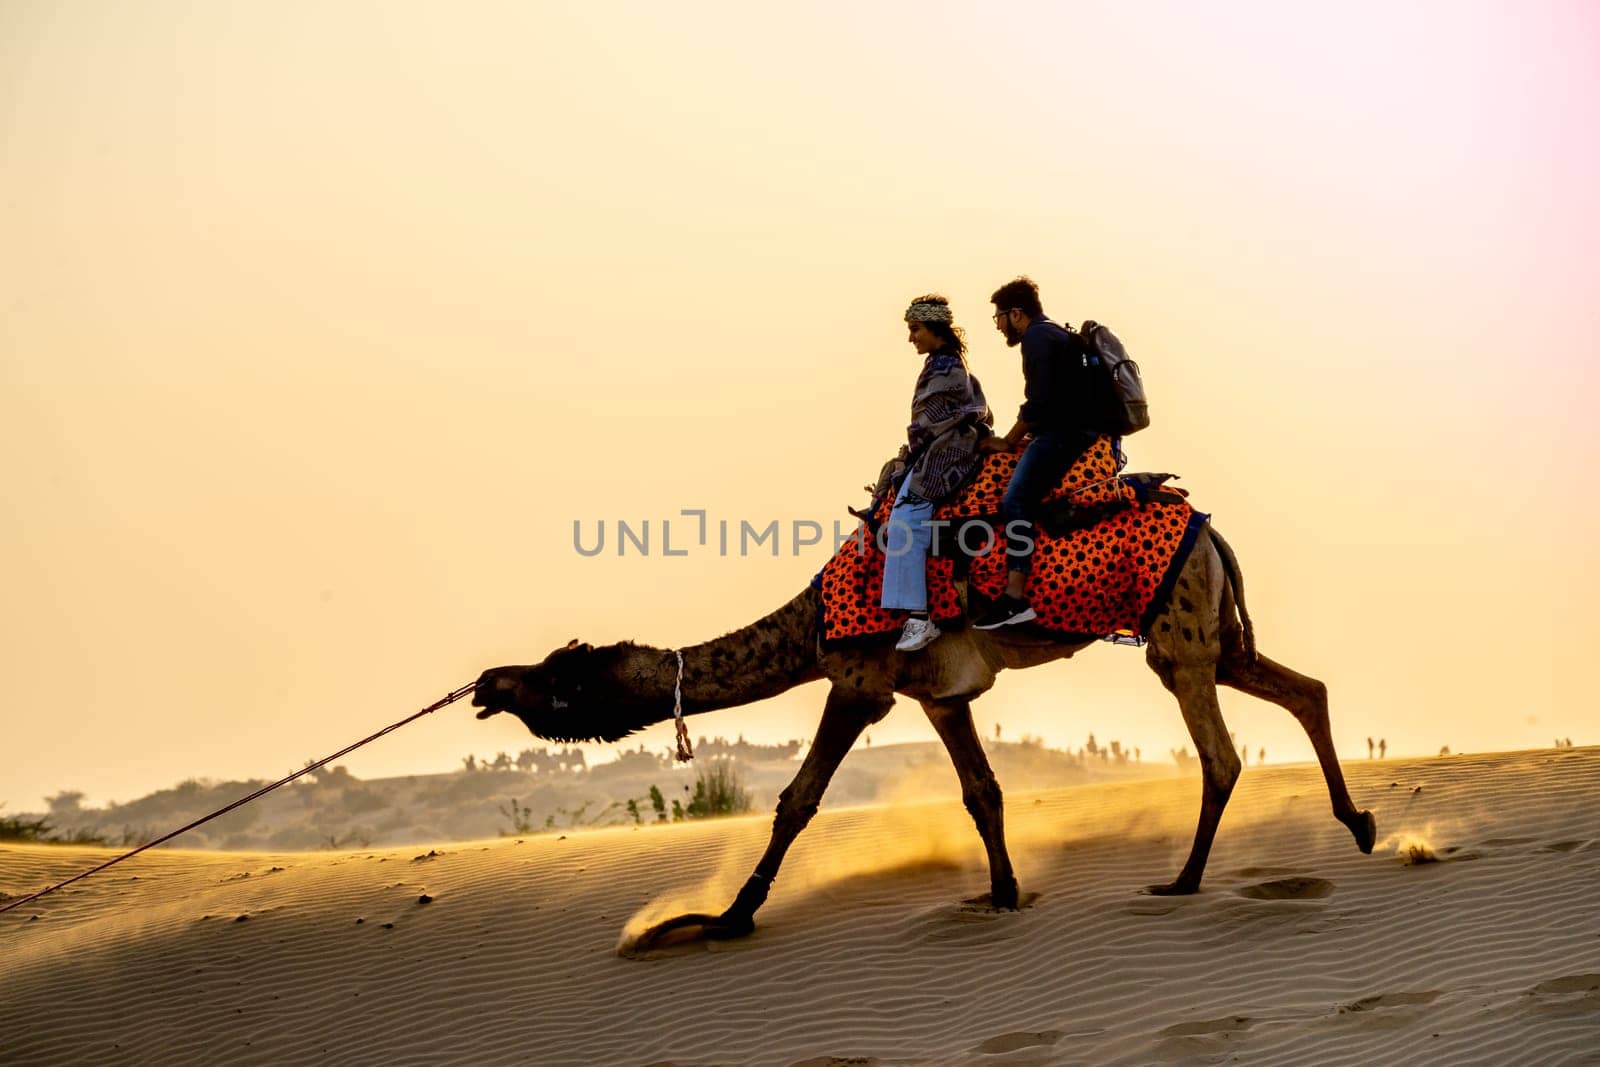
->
xmin=3 ymin=732 xmax=1175 ymax=852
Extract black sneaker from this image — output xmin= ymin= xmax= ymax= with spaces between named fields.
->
xmin=973 ymin=595 xmax=1037 ymax=630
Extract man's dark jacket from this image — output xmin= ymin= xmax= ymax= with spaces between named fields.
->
xmin=1017 ymin=316 xmax=1098 ymax=434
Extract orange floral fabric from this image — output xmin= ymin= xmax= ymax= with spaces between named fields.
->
xmin=817 ymin=438 xmax=1199 ymax=644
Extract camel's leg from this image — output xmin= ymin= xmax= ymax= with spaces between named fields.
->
xmin=1218 ymin=652 xmax=1376 ymax=853
xmin=1147 ymin=661 xmax=1240 ymax=894
xmin=714 ymin=685 xmax=893 ymax=933
xmin=921 ymin=698 xmax=1019 ymax=909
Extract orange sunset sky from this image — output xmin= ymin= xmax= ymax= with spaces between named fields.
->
xmin=3 ymin=1 xmax=1597 ymax=812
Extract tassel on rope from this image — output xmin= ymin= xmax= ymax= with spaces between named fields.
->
xmin=672 ymin=648 xmax=693 ymax=762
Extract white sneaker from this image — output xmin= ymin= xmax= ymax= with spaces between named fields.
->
xmin=895 ymin=617 xmax=941 ymax=652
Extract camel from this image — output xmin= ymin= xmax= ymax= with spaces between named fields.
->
xmin=472 ymin=525 xmax=1376 ymax=945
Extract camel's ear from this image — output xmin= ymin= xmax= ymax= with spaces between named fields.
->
xmin=563 ymin=639 xmax=594 ymax=654
xmin=565 ymin=638 xmax=580 ymax=649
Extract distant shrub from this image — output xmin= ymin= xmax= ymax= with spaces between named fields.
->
xmin=552 ymin=800 xmax=624 ymax=829
xmin=684 ymin=761 xmax=753 ymax=819
xmin=500 ymin=798 xmax=536 ymax=836
xmin=0 ymin=809 xmax=52 ymax=842
xmin=0 ymin=807 xmax=108 ymax=846
xmin=321 ymin=830 xmax=373 ymax=850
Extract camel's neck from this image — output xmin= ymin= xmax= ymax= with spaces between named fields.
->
xmin=609 ymin=586 xmax=824 ymax=721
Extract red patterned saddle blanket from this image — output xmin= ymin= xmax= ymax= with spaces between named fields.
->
xmin=815 ymin=437 xmax=1205 ymax=644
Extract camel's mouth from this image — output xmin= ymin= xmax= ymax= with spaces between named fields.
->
xmin=470 ymin=669 xmax=523 ymax=712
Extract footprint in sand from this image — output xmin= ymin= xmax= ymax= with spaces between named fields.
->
xmin=1521 ymin=974 xmax=1600 ymax=1018
xmin=970 ymin=1030 xmax=1062 ymax=1054
xmin=1339 ymin=990 xmax=1441 ymax=1013
xmin=1125 ymin=895 xmax=1190 ymax=916
xmin=1529 ymin=974 xmax=1600 ymax=996
xmin=958 ymin=890 xmax=1041 ymax=913
xmin=1539 ymin=840 xmax=1591 ymax=853
xmin=1330 ymin=990 xmax=1445 ymax=1031
xmin=1233 ymin=876 xmax=1334 ymax=901
xmin=1483 ymin=836 xmax=1536 ymax=848
xmin=918 ymin=893 xmax=1039 ymax=945
xmin=1154 ymin=1014 xmax=1252 ymax=1059
xmin=1160 ymin=1015 xmax=1252 ymax=1038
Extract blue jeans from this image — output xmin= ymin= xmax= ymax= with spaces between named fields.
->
xmin=1001 ymin=430 xmax=1095 ymax=575
xmin=879 ymin=477 xmax=936 ymax=612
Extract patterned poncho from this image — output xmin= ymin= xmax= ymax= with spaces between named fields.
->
xmin=903 ymin=350 xmax=993 ymax=502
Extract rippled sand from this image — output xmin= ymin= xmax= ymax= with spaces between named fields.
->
xmin=4 ymin=747 xmax=1598 ymax=1065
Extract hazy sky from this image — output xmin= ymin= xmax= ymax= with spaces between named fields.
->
xmin=3 ymin=1 xmax=1596 ymax=812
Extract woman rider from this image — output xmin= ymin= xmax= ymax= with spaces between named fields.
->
xmin=880 ymin=295 xmax=994 ymax=651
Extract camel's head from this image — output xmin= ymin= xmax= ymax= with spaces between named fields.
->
xmin=471 ymin=639 xmax=645 ymax=743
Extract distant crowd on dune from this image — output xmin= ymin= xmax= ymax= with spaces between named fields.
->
xmin=458 ymin=746 xmax=589 ymax=775
xmin=1362 ymin=736 xmax=1578 ymax=760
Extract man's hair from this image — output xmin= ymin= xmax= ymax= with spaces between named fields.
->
xmin=990 ymin=276 xmax=1044 ymax=319
xmin=907 ymin=293 xmax=967 ymax=357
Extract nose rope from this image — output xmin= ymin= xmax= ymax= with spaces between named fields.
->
xmin=0 ymin=681 xmax=479 ymax=917
xmin=672 ymin=649 xmax=693 ymax=762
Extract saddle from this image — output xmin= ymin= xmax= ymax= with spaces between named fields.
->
xmin=816 ymin=438 xmax=1206 ymax=645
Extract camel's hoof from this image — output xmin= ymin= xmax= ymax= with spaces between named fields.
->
xmin=621 ymin=911 xmax=755 ymax=955
xmin=1347 ymin=810 xmax=1377 ymax=854
xmin=1143 ymin=880 xmax=1200 ymax=897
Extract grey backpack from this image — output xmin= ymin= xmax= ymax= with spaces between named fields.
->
xmin=1079 ymin=320 xmax=1150 ymax=435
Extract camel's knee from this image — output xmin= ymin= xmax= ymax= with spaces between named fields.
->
xmin=772 ymin=788 xmax=820 ymax=835
xmin=1204 ymin=752 xmax=1241 ymax=797
xmin=1288 ymin=680 xmax=1330 ymax=728
xmin=961 ymin=774 xmax=1004 ymax=824
xmin=1217 ymin=649 xmax=1253 ymax=684
xmin=1294 ymin=706 xmax=1330 ymax=738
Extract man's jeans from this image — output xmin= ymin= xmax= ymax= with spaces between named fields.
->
xmin=880 ymin=477 xmax=936 ymax=612
xmin=1001 ymin=430 xmax=1096 ymax=574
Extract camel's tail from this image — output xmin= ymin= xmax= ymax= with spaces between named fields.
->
xmin=1209 ymin=526 xmax=1257 ymax=662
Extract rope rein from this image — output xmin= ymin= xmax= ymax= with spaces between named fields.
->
xmin=672 ymin=649 xmax=694 ymax=762
xmin=5 ymin=657 xmax=700 ymax=917
xmin=0 ymin=681 xmax=479 ymax=917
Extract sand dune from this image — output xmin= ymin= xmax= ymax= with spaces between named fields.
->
xmin=4 ymin=748 xmax=1598 ymax=1065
